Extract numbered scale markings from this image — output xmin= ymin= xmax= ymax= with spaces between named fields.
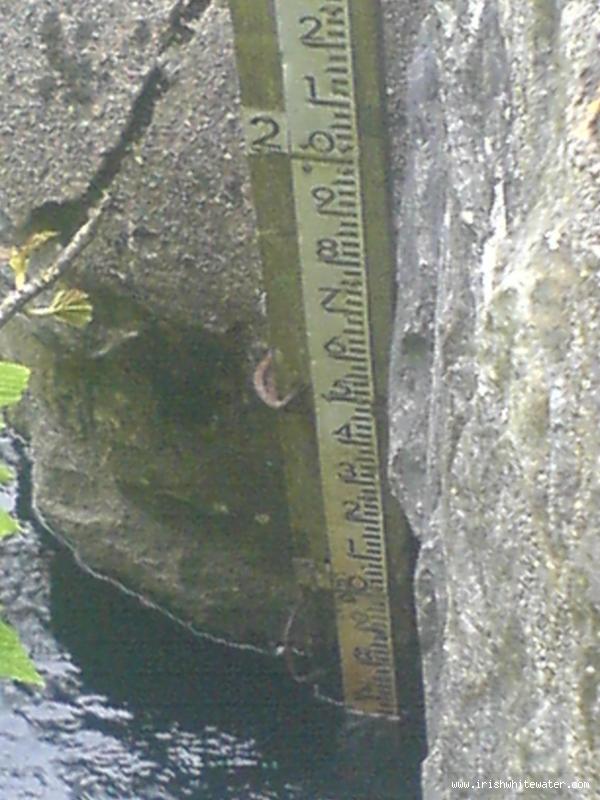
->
xmin=241 ymin=0 xmax=398 ymax=717
xmin=277 ymin=0 xmax=398 ymax=717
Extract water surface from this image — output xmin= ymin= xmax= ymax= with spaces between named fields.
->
xmin=0 ymin=438 xmax=423 ymax=799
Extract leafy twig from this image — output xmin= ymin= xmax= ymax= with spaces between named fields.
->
xmin=0 ymin=194 xmax=111 ymax=332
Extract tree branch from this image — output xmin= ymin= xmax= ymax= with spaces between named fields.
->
xmin=0 ymin=194 xmax=111 ymax=332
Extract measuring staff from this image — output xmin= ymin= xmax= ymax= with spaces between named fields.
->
xmin=230 ymin=0 xmax=417 ymax=719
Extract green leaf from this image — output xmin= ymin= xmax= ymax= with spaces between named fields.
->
xmin=28 ymin=288 xmax=93 ymax=328
xmin=8 ymin=230 xmax=58 ymax=290
xmin=0 ymin=509 xmax=18 ymax=539
xmin=0 ymin=619 xmax=44 ymax=685
xmin=0 ymin=463 xmax=14 ymax=484
xmin=0 ymin=361 xmax=30 ymax=408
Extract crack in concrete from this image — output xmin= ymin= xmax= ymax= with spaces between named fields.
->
xmin=22 ymin=0 xmax=215 ymax=245
xmin=160 ymin=0 xmax=213 ymax=52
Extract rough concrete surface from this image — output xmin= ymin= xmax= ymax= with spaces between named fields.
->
xmin=389 ymin=1 xmax=600 ymax=796
xmin=0 ymin=0 xmax=295 ymax=648
xmin=0 ymin=0 xmax=173 ymax=225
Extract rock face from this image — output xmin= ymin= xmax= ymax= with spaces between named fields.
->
xmin=0 ymin=0 xmax=296 ymax=647
xmin=388 ymin=0 xmax=600 ymax=796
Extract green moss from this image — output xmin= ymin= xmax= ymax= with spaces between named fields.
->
xmin=530 ymin=0 xmax=559 ymax=50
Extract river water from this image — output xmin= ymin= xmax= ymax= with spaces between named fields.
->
xmin=0 ymin=438 xmax=424 ymax=800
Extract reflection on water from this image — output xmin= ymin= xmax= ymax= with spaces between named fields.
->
xmin=0 ymin=439 xmax=423 ymax=799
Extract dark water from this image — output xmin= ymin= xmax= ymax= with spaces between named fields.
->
xmin=0 ymin=438 xmax=424 ymax=800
